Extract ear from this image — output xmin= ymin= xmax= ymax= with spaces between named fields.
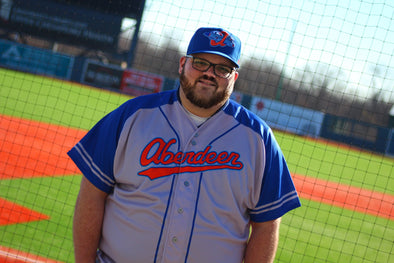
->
xmin=233 ymin=71 xmax=239 ymax=81
xmin=178 ymin=56 xmax=187 ymax=74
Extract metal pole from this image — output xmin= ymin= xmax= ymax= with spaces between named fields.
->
xmin=276 ymin=20 xmax=297 ymax=101
xmin=126 ymin=0 xmax=146 ymax=67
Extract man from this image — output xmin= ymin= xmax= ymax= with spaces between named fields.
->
xmin=68 ymin=27 xmax=301 ymax=263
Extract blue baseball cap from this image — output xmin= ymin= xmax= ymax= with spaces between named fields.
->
xmin=187 ymin=27 xmax=241 ymax=68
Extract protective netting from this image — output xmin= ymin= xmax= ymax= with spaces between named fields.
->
xmin=0 ymin=0 xmax=393 ymax=262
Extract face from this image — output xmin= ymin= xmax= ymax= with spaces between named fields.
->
xmin=178 ymin=53 xmax=239 ymax=110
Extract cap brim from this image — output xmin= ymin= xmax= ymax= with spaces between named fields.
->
xmin=188 ymin=50 xmax=240 ymax=68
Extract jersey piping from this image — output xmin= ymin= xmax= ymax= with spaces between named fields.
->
xmin=68 ymin=88 xmax=301 ymax=263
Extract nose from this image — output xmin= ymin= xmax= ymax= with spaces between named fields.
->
xmin=203 ymin=65 xmax=216 ymax=78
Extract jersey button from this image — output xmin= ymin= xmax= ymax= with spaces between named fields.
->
xmin=177 ymin=208 xmax=184 ymax=214
xmin=172 ymin=236 xmax=178 ymax=243
xmin=191 ymin=140 xmax=197 ymax=145
xmin=184 ymin=181 xmax=190 ymax=187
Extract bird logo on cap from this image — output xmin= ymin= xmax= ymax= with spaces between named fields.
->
xmin=203 ymin=30 xmax=235 ymax=48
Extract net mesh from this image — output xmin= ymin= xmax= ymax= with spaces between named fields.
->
xmin=0 ymin=0 xmax=393 ymax=262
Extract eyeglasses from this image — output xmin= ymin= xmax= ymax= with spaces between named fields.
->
xmin=185 ymin=55 xmax=237 ymax=79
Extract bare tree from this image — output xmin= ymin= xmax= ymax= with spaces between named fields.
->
xmin=130 ymin=35 xmax=394 ymax=127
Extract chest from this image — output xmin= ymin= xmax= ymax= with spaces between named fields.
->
xmin=113 ymin=110 xmax=264 ymax=202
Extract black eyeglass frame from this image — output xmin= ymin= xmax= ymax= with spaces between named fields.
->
xmin=185 ymin=55 xmax=237 ymax=79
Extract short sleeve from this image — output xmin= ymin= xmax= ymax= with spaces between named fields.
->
xmin=68 ymin=103 xmax=130 ymax=193
xmin=249 ymin=129 xmax=301 ymax=222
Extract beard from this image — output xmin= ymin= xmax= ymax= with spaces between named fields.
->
xmin=179 ymin=68 xmax=232 ymax=109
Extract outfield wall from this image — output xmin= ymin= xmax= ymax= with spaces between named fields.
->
xmin=1 ymin=40 xmax=393 ymax=156
xmin=321 ymin=114 xmax=392 ymax=154
xmin=249 ymin=96 xmax=324 ymax=138
xmin=0 ymin=39 xmax=74 ymax=79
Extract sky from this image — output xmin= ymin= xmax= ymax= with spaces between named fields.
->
xmin=123 ymin=0 xmax=394 ymax=101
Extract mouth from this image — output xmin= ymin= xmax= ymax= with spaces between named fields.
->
xmin=197 ymin=77 xmax=217 ymax=88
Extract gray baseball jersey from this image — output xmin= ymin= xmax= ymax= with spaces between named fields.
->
xmin=68 ymin=89 xmax=301 ymax=263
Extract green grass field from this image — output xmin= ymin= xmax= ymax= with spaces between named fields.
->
xmin=0 ymin=68 xmax=393 ymax=262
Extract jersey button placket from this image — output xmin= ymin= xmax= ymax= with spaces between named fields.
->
xmin=162 ymin=132 xmax=202 ymax=262
xmin=191 ymin=132 xmax=199 ymax=146
xmin=172 ymin=236 xmax=178 ymax=243
xmin=162 ymin=154 xmax=197 ymax=263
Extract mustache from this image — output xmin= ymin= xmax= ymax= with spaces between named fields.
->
xmin=196 ymin=75 xmax=218 ymax=87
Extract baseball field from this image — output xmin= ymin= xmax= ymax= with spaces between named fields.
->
xmin=0 ymin=68 xmax=393 ymax=262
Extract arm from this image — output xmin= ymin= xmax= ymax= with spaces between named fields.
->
xmin=244 ymin=218 xmax=281 ymax=263
xmin=73 ymin=176 xmax=108 ymax=263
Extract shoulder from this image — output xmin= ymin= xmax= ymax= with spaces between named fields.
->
xmin=95 ymin=90 xmax=178 ymax=133
xmin=224 ymin=99 xmax=271 ymax=137
xmin=112 ymin=90 xmax=178 ymax=119
xmin=121 ymin=89 xmax=178 ymax=111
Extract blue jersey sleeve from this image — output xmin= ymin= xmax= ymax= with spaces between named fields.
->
xmin=250 ymin=129 xmax=301 ymax=222
xmin=68 ymin=91 xmax=178 ymax=193
xmin=68 ymin=103 xmax=130 ymax=193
